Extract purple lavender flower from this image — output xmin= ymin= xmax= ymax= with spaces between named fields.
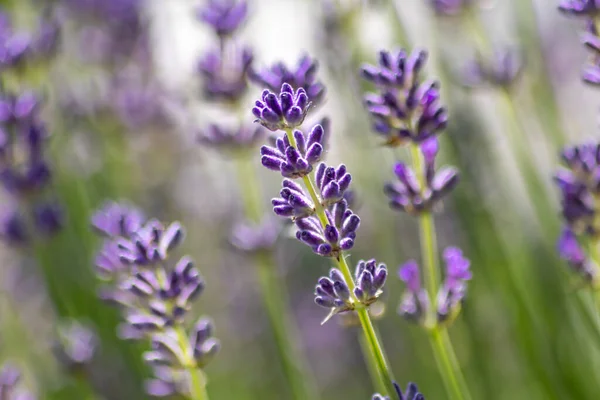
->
xmin=315 ymin=163 xmax=352 ymax=206
xmin=557 ymin=228 xmax=597 ymax=282
xmin=249 ymin=54 xmax=326 ymax=106
xmin=252 ymin=83 xmax=311 ymax=131
xmin=91 ymin=201 xmax=144 ymax=238
xmin=91 ymin=202 xmax=219 ymax=397
xmin=372 ymin=381 xmax=425 ymax=400
xmin=314 ymin=268 xmax=353 ymax=320
xmin=437 ymin=247 xmax=472 ymax=323
xmin=229 ymin=216 xmax=281 ymax=253
xmin=54 ymin=320 xmax=97 ymax=371
xmin=558 ymin=0 xmax=600 ymax=16
xmin=295 ymin=199 xmax=360 ymax=258
xmin=197 ymin=0 xmax=248 ymax=38
xmin=353 ymin=259 xmax=388 ymax=304
xmin=198 ymin=123 xmax=265 ymax=153
xmin=260 ymin=123 xmax=325 ymax=178
xmin=0 ymin=362 xmax=36 ymax=400
xmin=361 ymin=49 xmax=448 ymax=146
xmin=384 ymin=138 xmax=458 ymax=214
xmin=197 ymin=45 xmax=253 ymax=102
xmin=463 ymin=48 xmax=524 ymax=88
xmin=272 ymin=179 xmax=316 ymax=219
xmin=0 ymin=207 xmax=28 ymax=244
xmin=398 ymin=261 xmax=429 ymax=322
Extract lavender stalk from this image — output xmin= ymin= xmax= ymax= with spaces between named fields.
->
xmin=360 ymin=48 xmax=472 ymax=400
xmin=196 ymin=2 xmax=317 ymax=397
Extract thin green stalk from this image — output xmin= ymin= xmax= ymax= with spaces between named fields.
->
xmin=175 ymin=326 xmax=209 ymax=400
xmin=359 ymin=331 xmax=387 ymax=395
xmin=409 ymin=144 xmax=471 ymax=400
xmin=284 ymin=128 xmax=398 ymax=397
xmin=234 ymin=154 xmax=318 ymax=400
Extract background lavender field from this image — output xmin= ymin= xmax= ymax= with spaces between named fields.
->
xmin=1 ymin=0 xmax=599 ymax=399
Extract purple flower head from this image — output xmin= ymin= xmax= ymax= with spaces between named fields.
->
xmin=361 ymin=49 xmax=448 ymax=146
xmin=0 ymin=33 xmax=32 ymax=68
xmin=384 ymin=156 xmax=458 ymax=215
xmin=197 ymin=0 xmax=248 ymax=38
xmin=554 ymin=142 xmax=600 ymax=234
xmin=463 ymin=48 xmax=524 ymax=88
xmin=54 ymin=320 xmax=97 ymax=369
xmin=557 ymin=228 xmax=597 ymax=281
xmin=116 ymin=220 xmax=185 ymax=266
xmin=33 ymin=201 xmax=64 ymax=236
xmin=252 ymin=83 xmax=311 ymax=131
xmin=353 ymin=259 xmax=387 ymax=305
xmin=91 ymin=201 xmax=145 ymax=238
xmin=198 ymin=123 xmax=265 ymax=152
xmin=260 ymin=124 xmax=325 ymax=178
xmin=314 ymin=268 xmax=354 ymax=322
xmin=249 ymin=54 xmax=326 ymax=107
xmin=315 ymin=163 xmax=352 ymax=206
xmin=295 ymin=199 xmax=360 ymax=258
xmin=197 ymin=45 xmax=253 ymax=102
xmin=32 ymin=14 xmax=61 ymax=60
xmin=429 ymin=0 xmax=476 ymax=15
xmin=0 ymin=207 xmax=27 ymax=245
xmin=372 ymin=381 xmax=425 ymax=400
xmin=0 ymin=362 xmax=35 ymax=400
xmin=229 ymin=216 xmax=281 ymax=253
xmin=398 ymin=261 xmax=429 ymax=322
xmin=437 ymin=247 xmax=472 ymax=323
xmin=558 ymin=0 xmax=600 ymax=16
xmin=272 ymin=179 xmax=315 ymax=219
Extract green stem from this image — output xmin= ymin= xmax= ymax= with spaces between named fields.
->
xmin=175 ymin=326 xmax=209 ymax=400
xmin=234 ymin=155 xmax=318 ymax=400
xmin=284 ymin=129 xmax=397 ymax=396
xmin=358 ymin=330 xmax=387 ymax=395
xmin=408 ymin=144 xmax=471 ymax=400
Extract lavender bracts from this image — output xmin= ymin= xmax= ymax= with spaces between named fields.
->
xmin=372 ymin=381 xmax=425 ymax=400
xmin=91 ymin=202 xmax=219 ymax=397
xmin=554 ymin=142 xmax=600 ymax=284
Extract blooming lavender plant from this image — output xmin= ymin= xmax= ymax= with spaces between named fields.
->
xmin=254 ymin=81 xmax=408 ymax=396
xmin=0 ymin=362 xmax=35 ymax=400
xmin=91 ymin=202 xmax=219 ymax=398
xmin=361 ymin=48 xmax=471 ymax=399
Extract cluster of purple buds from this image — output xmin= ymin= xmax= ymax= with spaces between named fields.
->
xmin=558 ymin=1 xmax=600 ymax=85
xmin=398 ymin=248 xmax=472 ymax=326
xmin=91 ymin=202 xmax=219 ymax=397
xmin=197 ymin=123 xmax=264 ymax=153
xmin=229 ymin=216 xmax=281 ymax=253
xmin=372 ymin=381 xmax=425 ymax=400
xmin=252 ymin=83 xmax=311 ymax=131
xmin=429 ymin=0 xmax=478 ymax=16
xmin=261 ymin=123 xmax=325 ymax=178
xmin=53 ymin=320 xmax=97 ymax=372
xmin=250 ymin=54 xmax=326 ymax=107
xmin=384 ymin=138 xmax=458 ymax=215
xmin=0 ymin=9 xmax=60 ymax=70
xmin=0 ymin=91 xmax=63 ymax=244
xmin=0 ymin=362 xmax=35 ymax=400
xmin=197 ymin=0 xmax=248 ymax=39
xmin=463 ymin=48 xmax=524 ymax=88
xmin=196 ymin=0 xmax=252 ymax=104
xmin=314 ymin=259 xmax=387 ymax=322
xmin=554 ymin=142 xmax=600 ymax=283
xmin=360 ymin=49 xmax=448 ymax=146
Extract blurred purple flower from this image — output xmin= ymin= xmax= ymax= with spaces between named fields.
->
xmin=0 ymin=362 xmax=36 ymax=400
xmin=558 ymin=0 xmax=600 ymax=16
xmin=197 ymin=0 xmax=248 ymax=38
xmin=91 ymin=201 xmax=144 ymax=238
xmin=437 ymin=247 xmax=472 ymax=323
xmin=198 ymin=123 xmax=265 ymax=152
xmin=229 ymin=216 xmax=281 ymax=253
xmin=463 ymin=48 xmax=524 ymax=88
xmin=197 ymin=45 xmax=253 ymax=102
xmin=250 ymin=54 xmax=326 ymax=107
xmin=398 ymin=261 xmax=429 ymax=322
xmin=54 ymin=320 xmax=98 ymax=370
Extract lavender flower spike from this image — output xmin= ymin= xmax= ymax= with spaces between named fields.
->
xmin=260 ymin=123 xmax=325 ymax=178
xmin=398 ymin=261 xmax=430 ymax=323
xmin=372 ymin=381 xmax=425 ymax=400
xmin=353 ymin=259 xmax=388 ymax=305
xmin=361 ymin=49 xmax=448 ymax=146
xmin=197 ymin=45 xmax=253 ymax=102
xmin=197 ymin=0 xmax=248 ymax=38
xmin=436 ymin=247 xmax=473 ymax=324
xmin=557 ymin=228 xmax=597 ymax=283
xmin=252 ymin=83 xmax=311 ymax=131
xmin=314 ymin=268 xmax=354 ymax=323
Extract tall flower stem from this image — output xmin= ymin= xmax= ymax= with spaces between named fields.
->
xmin=234 ymin=154 xmax=318 ymax=400
xmin=284 ymin=129 xmax=398 ymax=397
xmin=174 ymin=326 xmax=209 ymax=400
xmin=409 ymin=144 xmax=472 ymax=400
